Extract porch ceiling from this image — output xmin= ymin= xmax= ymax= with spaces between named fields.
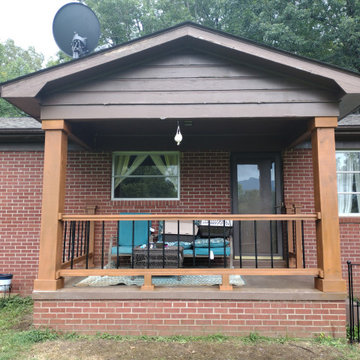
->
xmin=69 ymin=117 xmax=309 ymax=151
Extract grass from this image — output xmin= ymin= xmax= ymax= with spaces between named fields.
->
xmin=1 ymin=296 xmax=360 ymax=360
xmin=0 ymin=296 xmax=60 ymax=360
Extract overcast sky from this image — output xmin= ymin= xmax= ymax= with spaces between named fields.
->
xmin=0 ymin=0 xmax=74 ymax=61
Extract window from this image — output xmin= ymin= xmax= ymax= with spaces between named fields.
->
xmin=112 ymin=152 xmax=180 ymax=200
xmin=336 ymin=151 xmax=360 ymax=215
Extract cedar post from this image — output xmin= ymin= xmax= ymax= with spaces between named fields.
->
xmin=310 ymin=117 xmax=346 ymax=292
xmin=33 ymin=120 xmax=70 ymax=291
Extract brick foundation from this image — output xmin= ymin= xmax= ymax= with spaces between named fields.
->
xmin=33 ymin=298 xmax=346 ymax=337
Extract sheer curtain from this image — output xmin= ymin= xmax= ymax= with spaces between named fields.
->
xmin=338 ymin=153 xmax=360 ymax=214
xmin=354 ymin=154 xmax=360 ymax=212
xmin=114 ymin=154 xmax=147 ymax=188
xmin=150 ymin=154 xmax=178 ymax=189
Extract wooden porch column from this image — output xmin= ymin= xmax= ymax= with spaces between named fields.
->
xmin=310 ymin=117 xmax=346 ymax=293
xmin=33 ymin=120 xmax=69 ymax=291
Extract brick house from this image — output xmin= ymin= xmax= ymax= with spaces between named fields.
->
xmin=1 ymin=23 xmax=360 ymax=337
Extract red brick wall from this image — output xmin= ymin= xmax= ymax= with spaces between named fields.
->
xmin=283 ymin=148 xmax=360 ymax=294
xmin=33 ymin=299 xmax=346 ymax=338
xmin=65 ymin=151 xmax=231 ymax=214
xmin=0 ymin=152 xmax=43 ymax=294
xmin=0 ymin=151 xmax=231 ymax=294
xmin=340 ymin=219 xmax=360 ymax=295
xmin=282 ymin=149 xmax=317 ymax=268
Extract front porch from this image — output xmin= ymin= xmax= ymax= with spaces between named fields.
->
xmin=3 ymin=23 xmax=360 ymax=336
xmin=33 ymin=117 xmax=346 ymax=295
xmin=29 ymin=118 xmax=348 ymax=336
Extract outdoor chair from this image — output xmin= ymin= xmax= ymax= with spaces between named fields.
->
xmin=108 ymin=214 xmax=152 ymax=264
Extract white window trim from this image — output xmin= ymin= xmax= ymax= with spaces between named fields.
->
xmin=111 ymin=151 xmax=180 ymax=201
xmin=336 ymin=150 xmax=360 ymax=217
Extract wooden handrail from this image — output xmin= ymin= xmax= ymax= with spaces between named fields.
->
xmin=58 ymin=267 xmax=321 ymax=278
xmin=59 ymin=213 xmax=320 ymax=222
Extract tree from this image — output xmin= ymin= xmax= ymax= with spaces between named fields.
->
xmin=80 ymin=0 xmax=360 ymax=73
xmin=0 ymin=39 xmax=44 ymax=117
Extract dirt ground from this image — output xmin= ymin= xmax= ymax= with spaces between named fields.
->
xmin=27 ymin=339 xmax=358 ymax=360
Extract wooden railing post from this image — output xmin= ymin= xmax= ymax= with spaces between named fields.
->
xmin=86 ymin=205 xmax=97 ymax=268
xmin=310 ymin=117 xmax=346 ymax=292
xmin=34 ymin=120 xmax=70 ymax=291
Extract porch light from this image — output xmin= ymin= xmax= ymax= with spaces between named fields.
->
xmin=174 ymin=121 xmax=183 ymax=146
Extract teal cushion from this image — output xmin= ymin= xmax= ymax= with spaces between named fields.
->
xmin=118 ymin=213 xmax=151 ymax=247
xmin=164 ymin=241 xmax=192 ymax=249
xmin=183 ymin=247 xmax=230 ymax=256
xmin=194 ymin=238 xmax=229 ymax=248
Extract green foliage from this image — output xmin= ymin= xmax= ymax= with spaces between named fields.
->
xmin=314 ymin=332 xmax=348 ymax=347
xmin=46 ymin=51 xmax=72 ymax=68
xmin=79 ymin=0 xmax=360 ymax=73
xmin=0 ymin=296 xmax=33 ymax=330
xmin=0 ymin=39 xmax=44 ymax=117
xmin=13 ymin=328 xmax=59 ymax=343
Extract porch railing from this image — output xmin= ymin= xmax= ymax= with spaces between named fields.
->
xmin=57 ymin=213 xmax=321 ymax=290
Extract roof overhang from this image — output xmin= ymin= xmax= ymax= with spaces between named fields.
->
xmin=2 ymin=22 xmax=360 ymax=119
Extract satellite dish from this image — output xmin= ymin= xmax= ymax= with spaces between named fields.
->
xmin=53 ymin=2 xmax=100 ymax=59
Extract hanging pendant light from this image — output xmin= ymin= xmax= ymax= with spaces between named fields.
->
xmin=174 ymin=121 xmax=183 ymax=146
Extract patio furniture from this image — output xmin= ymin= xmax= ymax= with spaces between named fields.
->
xmin=133 ymin=245 xmax=184 ymax=268
xmin=109 ymin=214 xmax=152 ymax=263
xmin=159 ymin=220 xmax=233 ymax=268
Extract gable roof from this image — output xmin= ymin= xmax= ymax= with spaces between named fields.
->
xmin=2 ymin=22 xmax=360 ymax=119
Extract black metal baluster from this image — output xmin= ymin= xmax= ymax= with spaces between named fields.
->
xmin=80 ymin=221 xmax=84 ymax=256
xmin=76 ymin=221 xmax=80 ymax=257
xmin=85 ymin=221 xmax=90 ymax=269
xmin=348 ymin=261 xmax=354 ymax=344
xmin=292 ymin=221 xmax=296 ymax=265
xmin=254 ymin=221 xmax=258 ymax=268
xmin=162 ymin=221 xmax=165 ymax=268
xmin=70 ymin=221 xmax=76 ymax=269
xmin=68 ymin=221 xmax=73 ymax=261
xmin=284 ymin=221 xmax=289 ymax=268
xmin=101 ymin=221 xmax=105 ymax=269
xmin=301 ymin=220 xmax=306 ymax=268
xmin=270 ymin=221 xmax=274 ymax=268
xmin=223 ymin=220 xmax=226 ymax=268
xmin=62 ymin=221 xmax=68 ymax=263
xmin=147 ymin=221 xmax=150 ymax=269
xmin=239 ymin=221 xmax=242 ymax=268
xmin=357 ymin=301 xmax=360 ymax=342
xmin=208 ymin=221 xmax=211 ymax=268
xmin=177 ymin=220 xmax=180 ymax=268
xmin=192 ymin=220 xmax=196 ymax=267
xmin=116 ymin=221 xmax=120 ymax=269
xmin=131 ymin=220 xmax=135 ymax=269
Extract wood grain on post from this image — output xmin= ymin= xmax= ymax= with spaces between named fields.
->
xmin=34 ymin=120 xmax=69 ymax=291
xmin=310 ymin=117 xmax=346 ymax=292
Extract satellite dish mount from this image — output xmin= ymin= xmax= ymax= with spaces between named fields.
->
xmin=53 ymin=2 xmax=100 ymax=59
xmin=71 ymin=32 xmax=88 ymax=58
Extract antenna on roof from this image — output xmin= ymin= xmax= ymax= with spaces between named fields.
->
xmin=52 ymin=2 xmax=100 ymax=59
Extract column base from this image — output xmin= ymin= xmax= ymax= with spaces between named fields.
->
xmin=34 ymin=278 xmax=64 ymax=291
xmin=314 ymin=277 xmax=346 ymax=293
